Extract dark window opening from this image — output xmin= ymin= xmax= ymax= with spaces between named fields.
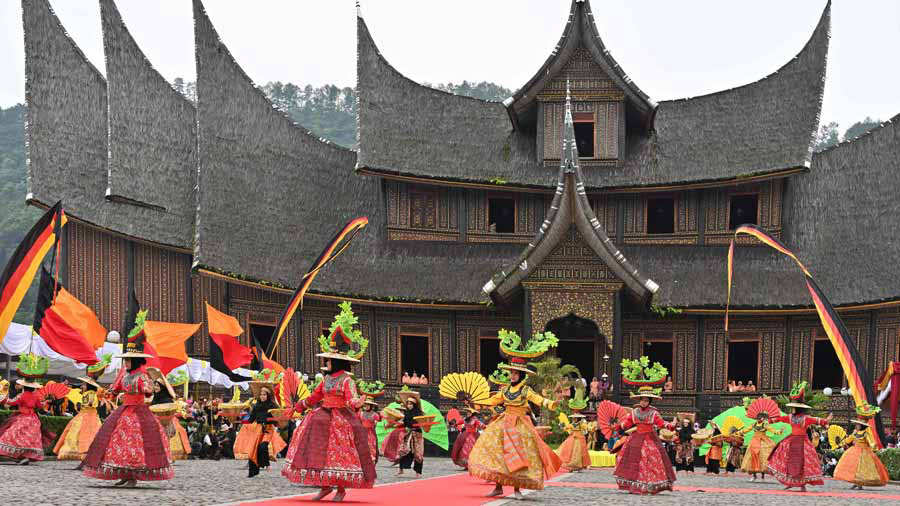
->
xmin=488 ymin=197 xmax=516 ymax=234
xmin=479 ymin=338 xmax=503 ymax=378
xmin=250 ymin=323 xmax=275 ymax=355
xmin=812 ymin=339 xmax=843 ymax=389
xmin=646 ymin=198 xmax=675 ymax=234
xmin=727 ymin=340 xmax=759 ymax=387
xmin=729 ymin=194 xmax=759 ymax=230
xmin=643 ymin=340 xmax=674 ymax=384
xmin=558 ymin=341 xmax=595 ymax=380
xmin=401 ymin=335 xmax=429 ymax=377
xmin=574 ymin=122 xmax=595 ymax=158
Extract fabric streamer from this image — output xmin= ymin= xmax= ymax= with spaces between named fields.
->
xmin=725 ymin=224 xmax=884 ymax=447
xmin=267 ymin=217 xmax=368 ymax=358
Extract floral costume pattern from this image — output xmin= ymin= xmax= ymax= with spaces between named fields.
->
xmin=0 ymin=390 xmax=53 ymax=461
xmin=614 ymin=406 xmax=677 ymax=495
xmin=450 ymin=416 xmax=484 ymax=468
xmin=766 ymin=413 xmax=827 ymax=487
xmin=358 ymin=409 xmax=382 ymax=465
xmin=282 ymin=371 xmax=375 ymax=488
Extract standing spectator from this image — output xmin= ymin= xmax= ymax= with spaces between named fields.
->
xmin=664 ymin=376 xmax=674 ymax=393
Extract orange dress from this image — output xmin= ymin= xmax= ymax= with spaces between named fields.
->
xmin=833 ymin=430 xmax=889 ymax=486
xmin=54 ymin=390 xmax=102 ymax=460
xmin=741 ymin=421 xmax=780 ymax=473
xmin=557 ymin=421 xmax=591 ymax=471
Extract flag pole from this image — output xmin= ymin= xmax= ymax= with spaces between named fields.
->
xmin=50 ymin=208 xmax=63 ymax=304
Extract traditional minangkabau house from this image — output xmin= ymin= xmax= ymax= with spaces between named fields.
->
xmin=19 ymin=0 xmax=900 ymax=421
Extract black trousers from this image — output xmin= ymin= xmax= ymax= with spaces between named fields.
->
xmin=678 ymin=459 xmax=695 ymax=472
xmin=706 ymin=458 xmax=720 ymax=474
xmin=248 ymin=442 xmax=270 ymax=477
xmin=399 ymin=453 xmax=422 ymax=474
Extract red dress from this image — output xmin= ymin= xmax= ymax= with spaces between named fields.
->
xmin=614 ymin=406 xmax=677 ymax=495
xmin=766 ymin=414 xmax=827 ymax=487
xmin=381 ymin=420 xmax=405 ymax=463
xmin=0 ymin=391 xmax=53 ymax=461
xmin=450 ymin=417 xmax=484 ymax=468
xmin=358 ymin=410 xmax=382 ymax=465
xmin=82 ymin=366 xmax=174 ymax=481
xmin=282 ymin=371 xmax=375 ymax=488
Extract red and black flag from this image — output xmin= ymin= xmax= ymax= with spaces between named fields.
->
xmin=726 ymin=224 xmax=884 ymax=446
xmin=206 ymin=302 xmax=253 ymax=382
xmin=32 ymin=266 xmax=105 ymax=364
xmin=267 ymin=217 xmax=368 ymax=358
xmin=0 ymin=201 xmax=66 ymax=344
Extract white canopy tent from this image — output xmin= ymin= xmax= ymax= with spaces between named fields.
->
xmin=1 ymin=322 xmax=250 ymax=389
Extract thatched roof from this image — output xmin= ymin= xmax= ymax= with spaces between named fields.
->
xmin=100 ymin=0 xmax=196 ymax=247
xmin=507 ymin=0 xmax=655 ymax=126
xmin=356 ymin=1 xmax=830 ymax=191
xmin=635 ymin=112 xmax=900 ymax=309
xmin=23 ymin=0 xmax=188 ymax=248
xmin=485 ymin=85 xmax=657 ymax=303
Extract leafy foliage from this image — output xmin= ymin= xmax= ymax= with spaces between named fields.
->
xmin=878 ymin=448 xmax=900 ymax=480
xmin=813 ymin=117 xmax=883 ymax=152
xmin=127 ymin=309 xmax=148 ymax=339
xmin=320 ymin=301 xmax=368 ymax=359
xmin=15 ymin=352 xmax=49 ymax=377
xmin=526 ymin=356 xmax=581 ymax=426
xmin=498 ymin=328 xmax=558 ymax=358
xmin=356 ymin=379 xmax=385 ymax=396
xmin=620 ymin=356 xmax=668 ymax=383
xmin=489 ymin=366 xmax=510 ymax=385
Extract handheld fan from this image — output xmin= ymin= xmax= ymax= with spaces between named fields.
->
xmin=439 ymin=372 xmax=490 ymax=404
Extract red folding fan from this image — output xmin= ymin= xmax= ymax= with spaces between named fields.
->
xmin=37 ymin=381 xmax=70 ymax=400
xmin=281 ymin=368 xmax=299 ymax=405
xmin=596 ymin=400 xmax=629 ymax=438
xmin=746 ymin=397 xmax=780 ymax=420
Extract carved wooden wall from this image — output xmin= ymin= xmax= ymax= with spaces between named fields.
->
xmin=386 ymin=182 xmax=459 ymax=241
xmin=620 ymin=191 xmax=699 ymax=245
xmin=703 ymin=180 xmax=783 ymax=244
xmin=64 ymin=222 xmax=129 ymax=333
xmin=875 ymin=309 xmax=900 ymax=376
xmin=707 ymin=318 xmax=787 ymax=392
xmin=621 ymin=320 xmax=697 ymax=391
xmin=466 ymin=190 xmax=547 ymax=244
xmin=134 ymin=242 xmax=191 ymax=324
xmin=191 ymin=274 xmax=225 ymax=357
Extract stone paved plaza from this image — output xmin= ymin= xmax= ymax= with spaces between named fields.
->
xmin=2 ymin=458 xmax=898 ymax=505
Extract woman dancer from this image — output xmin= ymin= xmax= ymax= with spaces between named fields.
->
xmin=766 ymin=382 xmax=831 ymax=492
xmin=395 ymin=390 xmax=426 ymax=477
xmin=450 ymin=407 xmax=484 ymax=470
xmin=245 ymin=384 xmax=279 ymax=477
xmin=613 ymin=386 xmax=677 ymax=494
xmin=557 ymin=412 xmax=592 ymax=472
xmin=380 ymin=405 xmax=406 ymax=465
xmin=723 ymin=426 xmax=745 ymax=476
xmin=0 ymin=378 xmax=53 ymax=464
xmin=468 ymin=330 xmax=561 ymax=501
xmin=54 ymin=377 xmax=102 ymax=461
xmin=704 ymin=423 xmax=724 ymax=475
xmin=82 ymin=325 xmax=173 ymax=487
xmin=282 ymin=310 xmax=375 ymax=502
xmin=151 ymin=377 xmax=191 ymax=461
xmin=358 ymin=398 xmax=382 ymax=465
xmin=741 ymin=412 xmax=782 ymax=481
xmin=833 ymin=404 xmax=889 ymax=490
xmin=675 ymin=417 xmax=696 ymax=474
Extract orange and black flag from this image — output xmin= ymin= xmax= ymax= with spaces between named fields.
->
xmin=267 ymin=217 xmax=368 ymax=358
xmin=726 ymin=223 xmax=885 ymax=447
xmin=206 ymin=302 xmax=253 ymax=382
xmin=32 ymin=266 xmax=105 ymax=364
xmin=0 ymin=201 xmax=66 ymax=345
xmin=144 ymin=320 xmax=201 ymax=375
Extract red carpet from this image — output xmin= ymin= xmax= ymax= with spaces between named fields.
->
xmin=237 ymin=472 xmax=510 ymax=505
xmin=545 ymin=481 xmax=900 ymax=499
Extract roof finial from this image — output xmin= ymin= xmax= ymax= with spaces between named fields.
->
xmin=562 ymin=79 xmax=576 ymax=173
xmin=356 ymin=0 xmax=361 ymax=17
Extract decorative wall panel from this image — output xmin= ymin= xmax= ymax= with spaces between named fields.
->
xmin=622 ymin=192 xmax=699 ymax=245
xmin=466 ymin=190 xmax=546 ymax=244
xmin=65 ymin=222 xmax=129 ymax=334
xmin=704 ymin=180 xmax=783 ymax=244
xmin=134 ymin=242 xmax=191 ymax=324
xmin=386 ymin=182 xmax=458 ymax=241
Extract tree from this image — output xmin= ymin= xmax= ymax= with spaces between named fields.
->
xmin=843 ymin=116 xmax=881 ymax=143
xmin=813 ymin=121 xmax=840 ymax=152
xmin=526 ymin=356 xmax=581 ymax=424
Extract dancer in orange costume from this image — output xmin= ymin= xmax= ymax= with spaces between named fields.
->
xmin=833 ymin=404 xmax=888 ymax=490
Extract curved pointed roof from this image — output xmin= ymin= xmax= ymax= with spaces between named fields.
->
xmin=100 ymin=0 xmax=195 ymax=244
xmin=483 ymin=84 xmax=658 ymax=302
xmin=506 ymin=0 xmax=654 ymax=124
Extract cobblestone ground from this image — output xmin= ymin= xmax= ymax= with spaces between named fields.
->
xmin=0 ymin=457 xmax=462 ymax=506
xmin=493 ymin=468 xmax=900 ymax=506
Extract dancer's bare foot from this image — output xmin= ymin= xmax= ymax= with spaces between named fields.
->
xmin=513 ymin=488 xmax=523 ymax=500
xmin=311 ymin=487 xmax=333 ymax=501
xmin=414 ymin=472 xmax=422 ymax=478
xmin=332 ymin=487 xmax=346 ymax=502
xmin=396 ymin=469 xmax=404 ymax=476
xmin=486 ymin=485 xmax=504 ymax=497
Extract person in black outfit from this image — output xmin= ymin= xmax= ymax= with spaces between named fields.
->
xmin=676 ymin=418 xmax=696 ymax=473
xmin=396 ymin=395 xmax=424 ymax=476
xmin=246 ymin=387 xmax=277 ymax=477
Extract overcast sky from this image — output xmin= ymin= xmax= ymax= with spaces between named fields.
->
xmin=1 ymin=0 xmax=898 ymax=131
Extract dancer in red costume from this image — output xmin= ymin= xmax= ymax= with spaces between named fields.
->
xmin=766 ymin=382 xmax=831 ymax=492
xmin=450 ymin=407 xmax=484 ymax=470
xmin=358 ymin=398 xmax=382 ymax=465
xmin=282 ymin=306 xmax=375 ymax=503
xmin=82 ymin=318 xmax=173 ymax=487
xmin=380 ymin=407 xmax=405 ymax=465
xmin=0 ymin=379 xmax=54 ymax=464
xmin=613 ymin=386 xmax=678 ymax=495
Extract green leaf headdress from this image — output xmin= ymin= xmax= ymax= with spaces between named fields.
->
xmin=357 ymin=379 xmax=385 ymax=397
xmin=317 ymin=301 xmax=368 ymax=362
xmin=87 ymin=353 xmax=112 ymax=379
xmin=15 ymin=353 xmax=49 ymax=379
xmin=489 ymin=366 xmax=510 ymax=386
xmin=568 ymin=387 xmax=588 ymax=412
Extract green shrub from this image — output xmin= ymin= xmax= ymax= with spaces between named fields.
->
xmin=0 ymin=408 xmax=74 ymax=455
xmin=877 ymin=448 xmax=900 ymax=480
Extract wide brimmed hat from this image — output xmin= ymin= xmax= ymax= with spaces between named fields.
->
xmin=569 ymin=413 xmax=586 ymax=419
xmin=629 ymin=385 xmax=662 ymax=400
xmin=364 ymin=398 xmax=379 ymax=407
xmin=77 ymin=376 xmax=101 ymax=390
xmin=317 ymin=302 xmax=367 ymax=363
xmin=498 ymin=357 xmax=536 ymax=375
xmin=86 ymin=353 xmax=112 ymax=379
xmin=677 ymin=412 xmax=696 ymax=423
xmin=785 ymin=381 xmax=812 ymax=409
xmin=785 ymin=402 xmax=812 ymax=409
xmin=249 ymin=381 xmax=276 ymax=399
xmin=851 ymin=419 xmax=872 ymax=426
xmin=146 ymin=367 xmax=176 ymax=399
xmin=397 ymin=389 xmax=421 ymax=405
xmin=15 ymin=378 xmax=42 ymax=389
xmin=659 ymin=428 xmax=676 ymax=441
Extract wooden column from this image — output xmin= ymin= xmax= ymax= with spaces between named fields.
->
xmin=696 ymin=189 xmax=706 ymax=245
xmin=695 ymin=315 xmax=705 ymax=390
xmin=449 ymin=310 xmax=458 ymax=372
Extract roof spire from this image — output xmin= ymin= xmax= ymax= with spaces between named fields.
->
xmin=562 ymin=80 xmax=577 ymax=173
